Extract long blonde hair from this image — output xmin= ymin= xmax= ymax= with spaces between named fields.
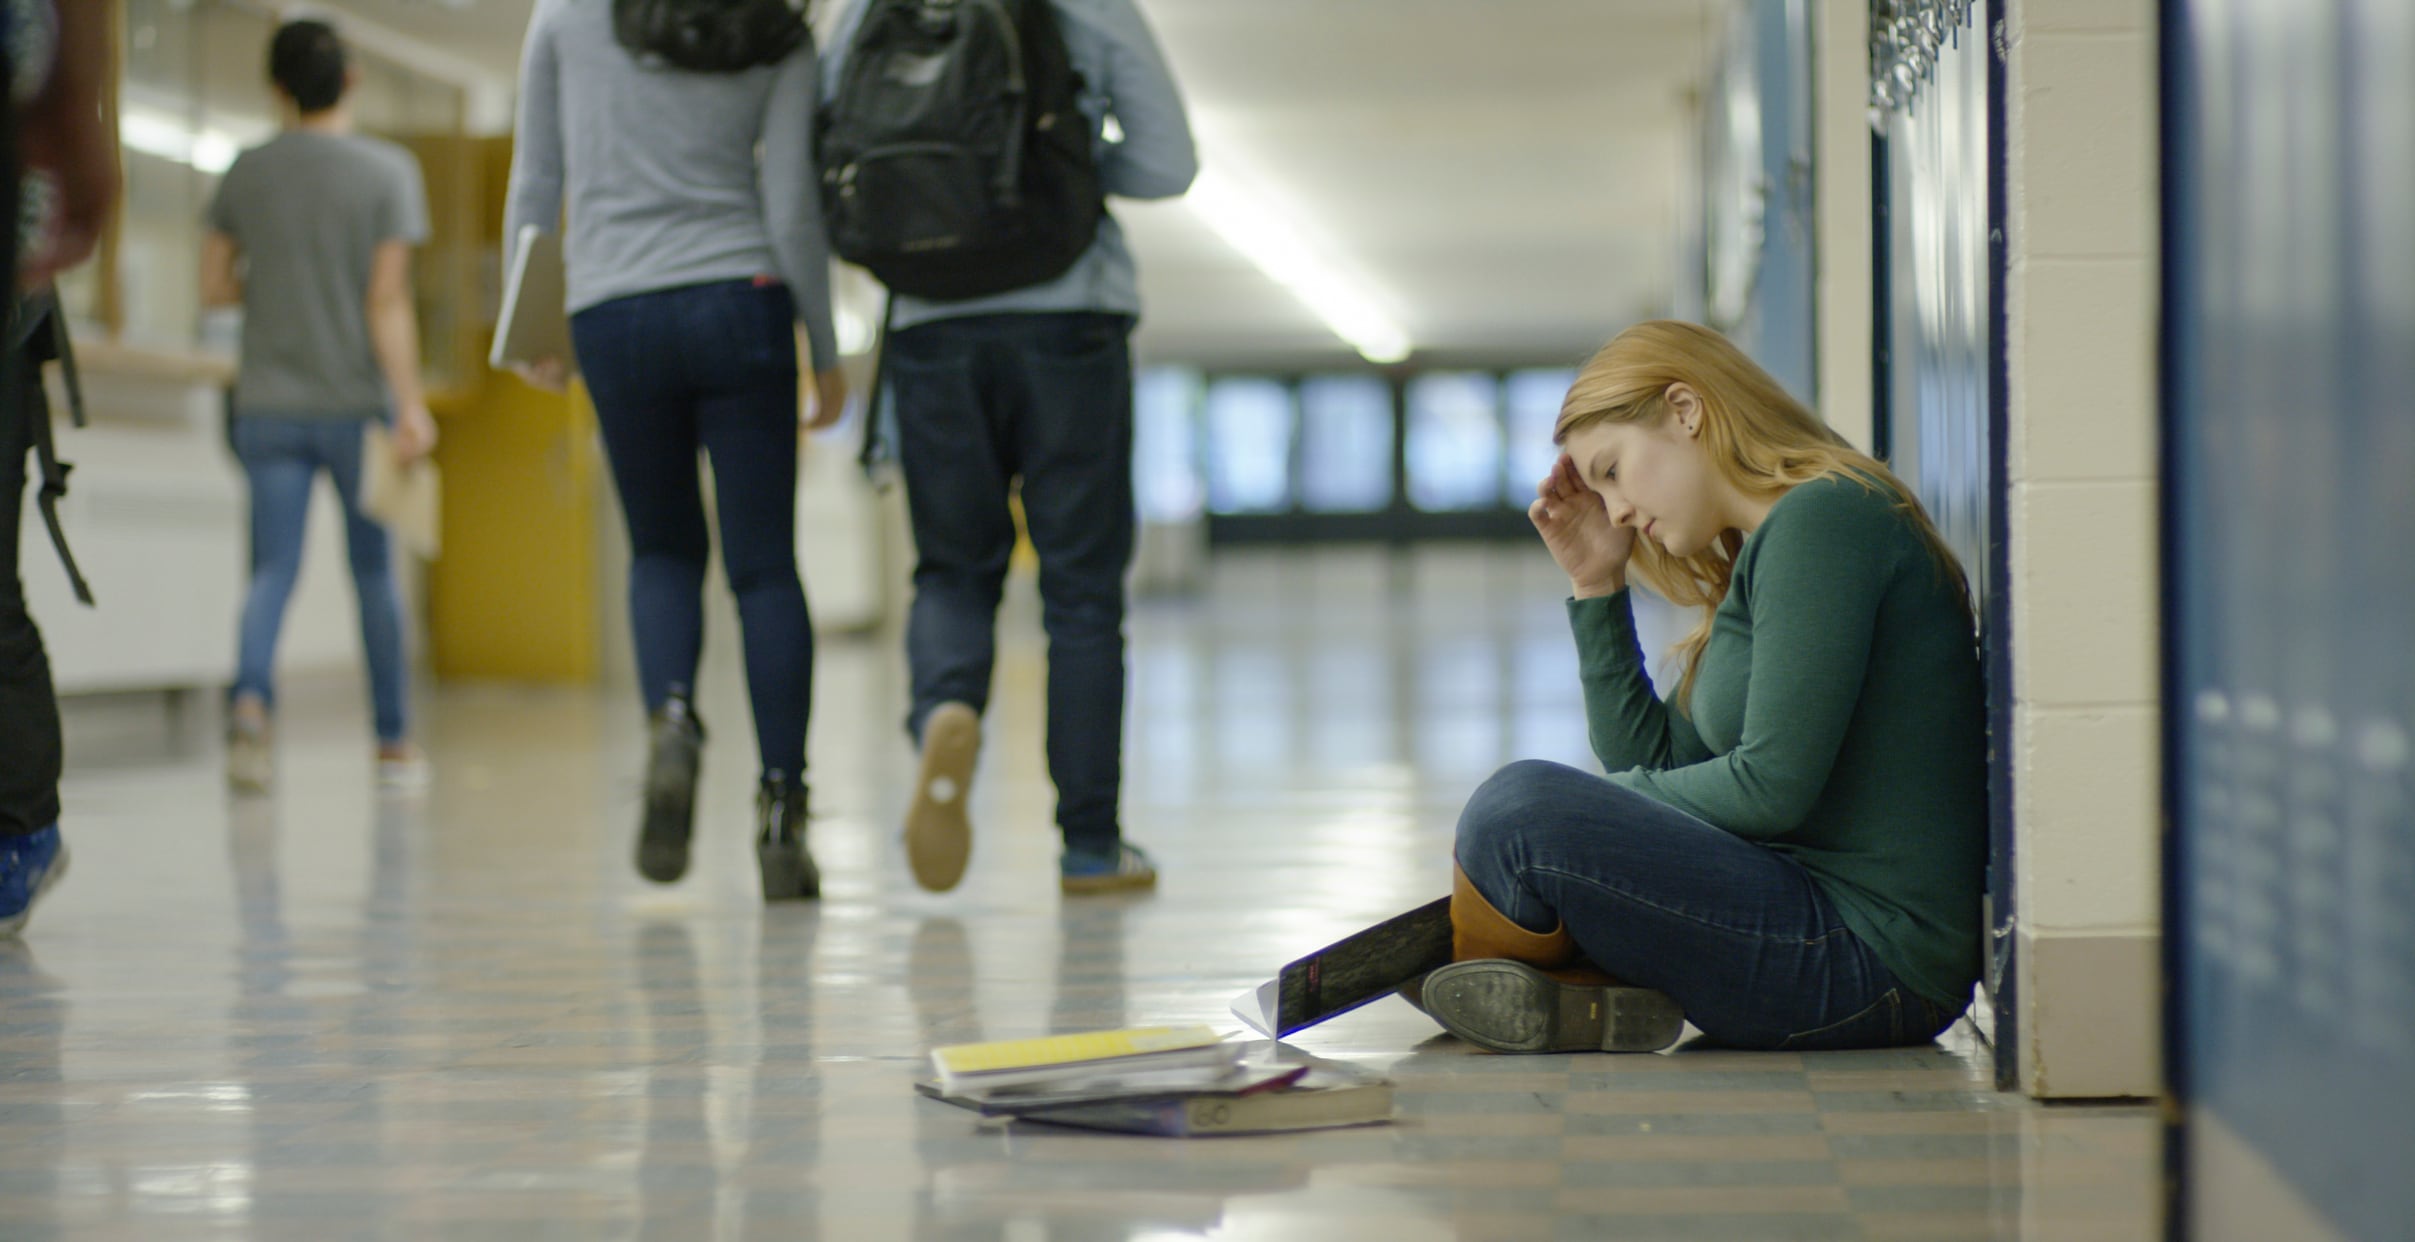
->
xmin=1554 ymin=320 xmax=1969 ymax=709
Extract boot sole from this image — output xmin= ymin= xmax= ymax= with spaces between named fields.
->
xmin=1424 ymin=959 xmax=1685 ymax=1053
xmin=756 ymin=839 xmax=820 ymax=901
xmin=637 ymin=750 xmax=698 ymax=884
xmin=905 ymin=704 xmax=980 ymax=892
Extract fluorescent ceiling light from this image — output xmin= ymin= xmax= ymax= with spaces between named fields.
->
xmin=120 ymin=104 xmax=250 ymax=174
xmin=1185 ymin=164 xmax=1412 ymax=365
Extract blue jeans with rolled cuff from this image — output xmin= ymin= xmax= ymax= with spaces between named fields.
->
xmin=1455 ymin=759 xmax=1966 ymax=1050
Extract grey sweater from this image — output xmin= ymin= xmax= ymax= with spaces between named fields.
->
xmin=504 ymin=0 xmax=837 ymax=369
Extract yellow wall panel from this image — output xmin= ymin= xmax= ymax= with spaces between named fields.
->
xmin=422 ymin=136 xmax=602 ymax=682
xmin=427 ymin=379 xmax=601 ymax=681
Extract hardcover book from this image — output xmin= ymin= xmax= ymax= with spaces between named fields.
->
xmin=930 ymin=1025 xmax=1237 ymax=1096
xmin=914 ymin=1061 xmax=1308 ymax=1117
xmin=919 ymin=1042 xmax=1394 ymax=1137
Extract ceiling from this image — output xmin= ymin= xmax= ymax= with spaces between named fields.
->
xmin=316 ymin=0 xmax=1720 ymax=368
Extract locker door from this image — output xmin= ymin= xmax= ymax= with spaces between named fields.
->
xmin=2163 ymin=2 xmax=2415 ymax=1238
xmin=1871 ymin=0 xmax=2013 ymax=1085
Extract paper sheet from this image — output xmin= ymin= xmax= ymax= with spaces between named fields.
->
xmin=361 ymin=423 xmax=441 ymax=559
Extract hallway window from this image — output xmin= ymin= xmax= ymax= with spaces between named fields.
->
xmin=1505 ymin=368 xmax=1576 ymax=499
xmin=1297 ymin=375 xmax=1395 ymax=514
xmin=1406 ymin=372 xmax=1506 ymax=511
xmin=1204 ymin=377 xmax=1296 ymax=515
xmin=1134 ymin=367 xmax=1206 ymax=523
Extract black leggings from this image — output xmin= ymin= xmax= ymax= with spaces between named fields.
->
xmin=0 ymin=14 xmax=58 ymax=840
xmin=0 ymin=362 xmax=62 ymax=838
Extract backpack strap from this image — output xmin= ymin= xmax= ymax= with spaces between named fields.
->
xmin=5 ymin=293 xmax=91 ymax=607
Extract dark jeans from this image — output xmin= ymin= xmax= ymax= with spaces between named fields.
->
xmin=1456 ymin=759 xmax=1966 ymax=1050
xmin=572 ymin=279 xmax=811 ymax=779
xmin=886 ymin=312 xmax=1136 ymax=853
xmin=0 ymin=365 xmax=59 ymax=838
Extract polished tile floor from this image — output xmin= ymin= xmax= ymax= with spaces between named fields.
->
xmin=8 ymin=548 xmax=2159 ymax=1240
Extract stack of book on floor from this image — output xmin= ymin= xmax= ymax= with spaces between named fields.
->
xmin=917 ymin=1025 xmax=1393 ymax=1137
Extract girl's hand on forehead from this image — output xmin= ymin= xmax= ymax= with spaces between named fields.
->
xmin=1529 ymin=451 xmax=1633 ymax=597
xmin=1542 ymin=452 xmax=1583 ymax=502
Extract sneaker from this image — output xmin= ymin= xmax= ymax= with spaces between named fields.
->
xmin=905 ymin=701 xmax=980 ymax=892
xmin=226 ymin=717 xmax=273 ymax=794
xmin=1059 ymin=841 xmax=1157 ymax=895
xmin=376 ymin=745 xmax=432 ymax=791
xmin=1420 ymin=958 xmax=1685 ymax=1053
xmin=636 ymin=691 xmax=704 ymax=884
xmin=754 ymin=772 xmax=819 ymax=902
xmin=0 ymin=827 xmax=70 ymax=937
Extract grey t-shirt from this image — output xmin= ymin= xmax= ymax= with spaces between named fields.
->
xmin=207 ymin=131 xmax=429 ymax=418
xmin=502 ymin=0 xmax=836 ymax=370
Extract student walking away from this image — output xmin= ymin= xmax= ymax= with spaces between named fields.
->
xmin=204 ymin=20 xmax=438 ymax=795
xmin=2 ymin=0 xmax=119 ymax=935
xmin=503 ymin=0 xmax=847 ymax=900
xmin=1417 ymin=321 xmax=1987 ymax=1054
xmin=819 ymin=0 xmax=1197 ymax=895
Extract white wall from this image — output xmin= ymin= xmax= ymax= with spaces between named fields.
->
xmin=29 ymin=366 xmax=423 ymax=708
xmin=2004 ymin=0 xmax=2164 ymax=1099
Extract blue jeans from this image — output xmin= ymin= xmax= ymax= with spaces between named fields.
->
xmin=571 ymin=280 xmax=811 ymax=780
xmin=1456 ymin=759 xmax=1965 ymax=1050
xmin=230 ymin=414 xmax=410 ymax=744
xmin=886 ymin=312 xmax=1136 ymax=854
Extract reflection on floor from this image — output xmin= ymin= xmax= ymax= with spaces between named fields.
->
xmin=8 ymin=547 xmax=2157 ymax=1240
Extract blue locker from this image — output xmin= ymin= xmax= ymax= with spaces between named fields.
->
xmin=1872 ymin=0 xmax=2013 ymax=1086
xmin=1703 ymin=0 xmax=1818 ymax=401
xmin=2165 ymin=1 xmax=2415 ymax=1238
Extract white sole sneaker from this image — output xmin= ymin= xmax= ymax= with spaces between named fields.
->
xmin=226 ymin=731 xmax=273 ymax=795
xmin=905 ymin=702 xmax=980 ymax=892
xmin=377 ymin=754 xmax=432 ymax=791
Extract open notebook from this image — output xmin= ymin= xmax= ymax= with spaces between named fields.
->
xmin=1229 ymin=896 xmax=1451 ymax=1038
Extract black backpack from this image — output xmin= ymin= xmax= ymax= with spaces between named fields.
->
xmin=818 ymin=0 xmax=1104 ymax=300
xmin=612 ymin=0 xmax=808 ymax=73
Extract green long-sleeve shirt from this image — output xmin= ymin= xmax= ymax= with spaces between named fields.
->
xmin=1573 ymin=473 xmax=1988 ymax=1007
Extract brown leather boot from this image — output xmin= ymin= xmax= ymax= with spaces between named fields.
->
xmin=1412 ymin=863 xmax=1685 ymax=1053
xmin=1402 ymin=864 xmax=1615 ymax=1007
xmin=1449 ymin=862 xmax=1586 ymax=968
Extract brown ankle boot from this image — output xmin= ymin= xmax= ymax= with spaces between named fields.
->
xmin=1413 ymin=863 xmax=1684 ymax=1053
xmin=1449 ymin=862 xmax=1586 ymax=968
xmin=1402 ymin=864 xmax=1613 ymax=1007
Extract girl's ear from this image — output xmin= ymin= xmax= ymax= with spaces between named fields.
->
xmin=1665 ymin=383 xmax=1704 ymax=438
